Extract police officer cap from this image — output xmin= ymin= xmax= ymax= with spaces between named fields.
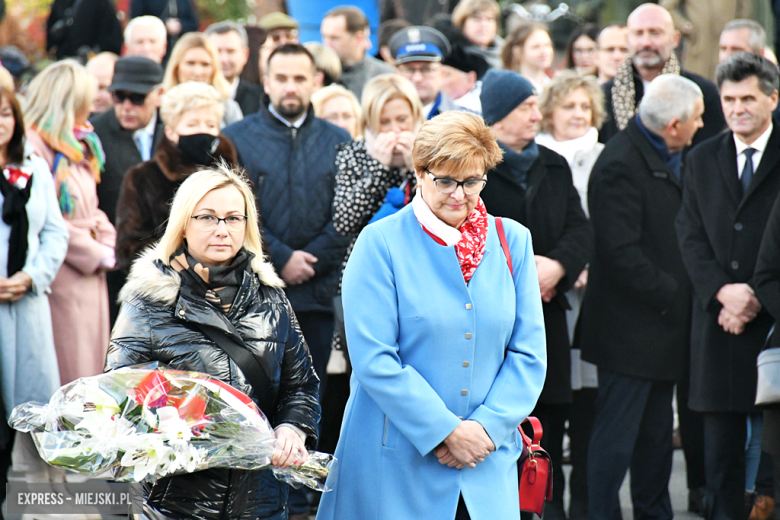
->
xmin=389 ymin=26 xmax=452 ymax=64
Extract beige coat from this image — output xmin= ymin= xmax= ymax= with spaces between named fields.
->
xmin=26 ymin=130 xmax=116 ymax=385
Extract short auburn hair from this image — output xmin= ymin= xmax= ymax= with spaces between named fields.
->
xmin=539 ymin=70 xmax=605 ymax=133
xmin=413 ymin=111 xmax=503 ymax=176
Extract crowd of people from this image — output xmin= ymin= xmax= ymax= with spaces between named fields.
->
xmin=1 ymin=0 xmax=780 ymax=519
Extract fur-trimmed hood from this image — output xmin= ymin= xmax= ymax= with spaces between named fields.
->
xmin=155 ymin=134 xmax=238 ymax=183
xmin=119 ymin=247 xmax=284 ymax=306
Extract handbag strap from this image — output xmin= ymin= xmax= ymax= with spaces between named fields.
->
xmin=195 ymin=323 xmax=276 ymax=420
xmin=517 ymin=417 xmax=544 ymax=448
xmin=496 ymin=217 xmax=513 ymax=276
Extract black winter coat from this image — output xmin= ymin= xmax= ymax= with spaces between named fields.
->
xmin=481 ymin=144 xmax=593 ymax=404
xmin=234 ymin=79 xmax=263 ymax=117
xmin=676 ymin=126 xmax=780 ymax=412
xmin=581 ymin=120 xmax=692 ymax=382
xmin=46 ymin=0 xmax=123 ymax=59
xmin=599 ymin=66 xmax=726 ymax=151
xmin=222 ymin=103 xmax=351 ymax=314
xmin=105 ymin=249 xmax=320 ymax=520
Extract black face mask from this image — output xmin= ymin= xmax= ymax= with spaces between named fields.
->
xmin=177 ymin=133 xmax=220 ymax=165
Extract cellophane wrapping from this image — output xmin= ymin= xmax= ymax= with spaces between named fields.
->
xmin=8 ymin=362 xmax=335 ymax=491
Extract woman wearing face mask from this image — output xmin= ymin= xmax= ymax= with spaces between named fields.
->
xmin=316 ymin=111 xmax=547 ymax=520
xmin=24 ymin=60 xmax=117 ymax=386
xmin=534 ymin=69 xmax=604 ymax=520
xmin=107 ymin=165 xmax=319 ymax=519
xmin=163 ymin=33 xmax=243 ymax=127
xmin=502 ymin=24 xmax=554 ymax=92
xmin=115 ymin=82 xmax=237 ymax=275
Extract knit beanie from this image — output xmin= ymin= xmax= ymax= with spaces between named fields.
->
xmin=480 ymin=69 xmax=537 ymax=126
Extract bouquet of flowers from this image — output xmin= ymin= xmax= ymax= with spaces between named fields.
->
xmin=8 ymin=363 xmax=335 ymax=491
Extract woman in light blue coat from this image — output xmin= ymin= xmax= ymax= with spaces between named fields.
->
xmin=316 ymin=111 xmax=547 ymax=520
xmin=0 ymin=87 xmax=69 ymax=423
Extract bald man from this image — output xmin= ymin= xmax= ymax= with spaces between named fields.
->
xmin=600 ymin=4 xmax=725 ymax=148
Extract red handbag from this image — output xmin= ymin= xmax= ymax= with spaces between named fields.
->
xmin=495 ymin=218 xmax=553 ymax=516
xmin=517 ymin=417 xmax=553 ymax=516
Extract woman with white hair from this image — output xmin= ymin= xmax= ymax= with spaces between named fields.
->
xmin=24 ymin=59 xmax=116 ymax=386
xmin=115 ymin=81 xmax=238 ymax=275
xmin=107 ymin=165 xmax=320 ymax=520
xmin=163 ymin=33 xmax=243 ymax=127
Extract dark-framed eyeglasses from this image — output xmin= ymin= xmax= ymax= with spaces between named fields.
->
xmin=190 ymin=214 xmax=248 ymax=230
xmin=425 ymin=168 xmax=487 ymax=195
xmin=112 ymin=91 xmax=148 ymax=106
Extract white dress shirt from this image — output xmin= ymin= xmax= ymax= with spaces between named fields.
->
xmin=735 ymin=122 xmax=773 ymax=178
xmin=228 ymin=77 xmax=239 ymax=101
xmin=132 ymin=112 xmax=157 ymax=161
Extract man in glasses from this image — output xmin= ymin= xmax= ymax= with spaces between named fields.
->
xmin=389 ymin=26 xmax=462 ymax=119
xmin=93 ymin=55 xmax=164 ymax=324
xmin=257 ymin=12 xmax=299 ymax=80
xmin=479 ymin=70 xmax=593 ymax=520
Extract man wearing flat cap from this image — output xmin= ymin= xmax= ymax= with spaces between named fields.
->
xmin=92 ymin=56 xmax=165 ymax=325
xmin=479 ymin=69 xmax=593 ymax=519
xmin=390 ymin=26 xmax=462 ymax=119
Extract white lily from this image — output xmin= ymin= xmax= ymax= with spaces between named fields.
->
xmin=119 ymin=435 xmax=173 ymax=481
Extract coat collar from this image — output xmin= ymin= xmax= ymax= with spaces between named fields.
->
xmin=626 ymin=119 xmax=681 ymax=189
xmin=103 ymin=108 xmax=165 ymax=153
xmin=742 ymin=123 xmax=780 ymax=204
xmin=154 ymin=135 xmax=238 ymax=183
xmin=119 ymin=247 xmax=284 ymax=307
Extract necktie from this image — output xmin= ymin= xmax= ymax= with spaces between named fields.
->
xmin=742 ymin=148 xmax=756 ymax=193
xmin=135 ymin=132 xmax=151 ymax=161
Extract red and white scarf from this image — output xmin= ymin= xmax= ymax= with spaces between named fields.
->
xmin=412 ymin=191 xmax=489 ymax=283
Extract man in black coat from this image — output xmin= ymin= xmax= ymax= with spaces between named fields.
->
xmin=582 ymin=74 xmax=705 ymax=520
xmin=92 ymin=56 xmax=164 ymax=325
xmin=479 ymin=70 xmax=593 ymax=520
xmin=206 ymin=21 xmax=263 ymax=117
xmin=46 ymin=0 xmax=123 ymax=60
xmin=676 ymin=52 xmax=780 ymax=520
xmin=600 ymin=4 xmax=725 ymax=150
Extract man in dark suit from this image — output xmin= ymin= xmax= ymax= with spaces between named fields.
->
xmin=600 ymin=4 xmax=725 ymax=149
xmin=206 ymin=21 xmax=263 ymax=116
xmin=92 ymin=56 xmax=164 ymax=324
xmin=676 ymin=52 xmax=780 ymax=520
xmin=582 ymin=74 xmax=705 ymax=520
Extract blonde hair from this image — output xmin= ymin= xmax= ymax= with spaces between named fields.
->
xmin=413 ymin=111 xmax=503 ymax=176
xmin=311 ymin=84 xmax=361 ymax=130
xmin=155 ymin=163 xmax=266 ymax=264
xmin=160 ymin=81 xmax=225 ymax=128
xmin=539 ymin=70 xmax=605 ymax=133
xmin=23 ymin=60 xmax=96 ymax=152
xmin=452 ymin=0 xmax=500 ymax=28
xmin=304 ymin=42 xmax=342 ymax=83
xmin=0 ymin=66 xmax=14 ymax=92
xmin=360 ymin=74 xmax=424 ymax=136
xmin=163 ymin=33 xmax=231 ymax=99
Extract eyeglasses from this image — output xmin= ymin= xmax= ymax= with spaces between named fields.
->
xmin=112 ymin=91 xmax=148 ymax=106
xmin=425 ymin=169 xmax=487 ymax=195
xmin=573 ymin=47 xmax=597 ymax=56
xmin=468 ymin=13 xmax=497 ymax=23
xmin=397 ymin=64 xmax=440 ymax=78
xmin=190 ymin=214 xmax=248 ymax=230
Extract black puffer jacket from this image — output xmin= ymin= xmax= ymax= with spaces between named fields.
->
xmin=105 ymin=249 xmax=320 ymax=520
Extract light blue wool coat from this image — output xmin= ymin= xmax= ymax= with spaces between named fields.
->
xmin=316 ymin=205 xmax=547 ymax=520
xmin=0 ymin=150 xmax=69 ymax=419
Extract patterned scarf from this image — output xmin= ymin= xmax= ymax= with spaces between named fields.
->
xmin=170 ymin=246 xmax=254 ymax=314
xmin=414 ymin=192 xmax=489 ymax=284
xmin=611 ymin=52 xmax=682 ymax=131
xmin=31 ymin=121 xmax=106 ymax=218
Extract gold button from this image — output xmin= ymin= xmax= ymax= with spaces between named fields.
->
xmin=461 ymin=390 xmax=468 ymax=395
xmin=466 ymin=303 xmax=472 ymax=310
xmin=463 ymin=361 xmax=469 ymax=367
xmin=465 ymin=333 xmax=472 ymax=339
xmin=178 ymin=310 xmax=185 ymax=316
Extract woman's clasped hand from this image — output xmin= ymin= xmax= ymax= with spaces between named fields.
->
xmin=371 ymin=130 xmax=416 ymax=170
xmin=0 ymin=272 xmax=32 ymax=302
xmin=434 ymin=420 xmax=496 ymax=470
